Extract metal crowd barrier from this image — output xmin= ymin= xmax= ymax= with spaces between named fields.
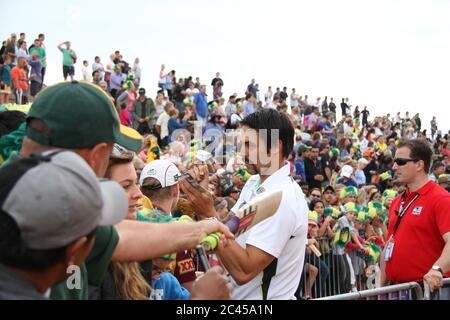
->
xmin=314 ymin=278 xmax=450 ymax=300
xmin=298 ymin=237 xmax=375 ymax=299
xmin=314 ymin=282 xmax=424 ymax=300
xmin=297 ymin=237 xmax=450 ymax=300
xmin=424 ymin=278 xmax=450 ymax=300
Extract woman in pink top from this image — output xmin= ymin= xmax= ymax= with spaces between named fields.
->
xmin=119 ymin=102 xmax=132 ymax=127
xmin=127 ymin=86 xmax=136 ymax=110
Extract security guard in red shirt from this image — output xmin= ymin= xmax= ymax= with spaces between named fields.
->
xmin=380 ymin=139 xmax=450 ymax=295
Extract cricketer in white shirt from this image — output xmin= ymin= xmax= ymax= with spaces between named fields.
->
xmin=229 ymin=162 xmax=308 ymax=300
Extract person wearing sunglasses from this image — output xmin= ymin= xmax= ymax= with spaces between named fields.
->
xmin=380 ymin=139 xmax=450 ymax=297
xmin=308 ymin=188 xmax=322 ymax=205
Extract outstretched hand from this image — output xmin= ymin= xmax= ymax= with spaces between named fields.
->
xmin=179 ymin=174 xmax=216 ymax=219
xmin=190 ymin=266 xmax=232 ymax=300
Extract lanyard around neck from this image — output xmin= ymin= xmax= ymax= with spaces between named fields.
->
xmin=393 ymin=191 xmax=419 ymax=235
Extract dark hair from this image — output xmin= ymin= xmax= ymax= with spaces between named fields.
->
xmin=432 ymin=161 xmax=444 ymax=171
xmin=94 ymin=56 xmax=100 ymax=60
xmin=20 ymin=33 xmax=25 ymax=36
xmin=83 ymin=60 xmax=88 ymax=64
xmin=319 ymin=143 xmax=330 ymax=152
xmin=309 ymin=199 xmax=325 ymax=211
xmin=140 ymin=177 xmax=174 ymax=203
xmin=0 ymin=110 xmax=26 ymax=136
xmin=397 ymin=139 xmax=433 ymax=173
xmin=241 ymin=109 xmax=294 ymax=159
xmin=92 ymin=70 xmax=99 ymax=77
xmin=0 ymin=211 xmax=95 ymax=270
xmin=337 ymin=137 xmax=348 ymax=151
xmin=120 ymin=102 xmax=127 ymax=110
xmin=369 ymin=191 xmax=381 ymax=202
xmin=38 ymin=34 xmax=44 ymax=38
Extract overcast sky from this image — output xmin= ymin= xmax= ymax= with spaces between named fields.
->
xmin=3 ymin=0 xmax=450 ymax=132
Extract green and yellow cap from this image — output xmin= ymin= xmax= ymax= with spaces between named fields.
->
xmin=308 ymin=211 xmax=320 ymax=224
xmin=367 ymin=207 xmax=377 ymax=219
xmin=123 ymin=80 xmax=134 ymax=89
xmin=324 ymin=207 xmax=341 ymax=219
xmin=26 ymin=81 xmax=142 ymax=152
xmin=379 ymin=171 xmax=393 ymax=182
xmin=369 ymin=201 xmax=384 ymax=212
xmin=356 ymin=211 xmax=367 ymax=223
xmin=382 ymin=189 xmax=398 ymax=200
xmin=367 ymin=243 xmax=382 ymax=263
xmin=344 ymin=202 xmax=357 ymax=213
xmin=340 ymin=186 xmax=358 ymax=199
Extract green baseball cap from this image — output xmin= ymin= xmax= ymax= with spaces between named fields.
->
xmin=299 ymin=144 xmax=312 ymax=154
xmin=329 ymin=147 xmax=339 ymax=158
xmin=26 ymin=81 xmax=142 ymax=152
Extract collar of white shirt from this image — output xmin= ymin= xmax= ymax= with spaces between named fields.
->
xmin=257 ymin=161 xmax=291 ymax=192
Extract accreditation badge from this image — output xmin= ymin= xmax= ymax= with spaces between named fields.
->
xmin=384 ymin=235 xmax=395 ymax=262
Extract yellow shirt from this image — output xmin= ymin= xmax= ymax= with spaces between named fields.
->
xmin=146 ymin=142 xmax=160 ymax=163
xmin=376 ymin=142 xmax=387 ymax=152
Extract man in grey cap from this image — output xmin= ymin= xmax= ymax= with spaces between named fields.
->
xmin=0 ymin=151 xmax=128 ymax=299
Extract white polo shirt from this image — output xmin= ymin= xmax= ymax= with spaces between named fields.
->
xmin=229 ymin=162 xmax=308 ymax=300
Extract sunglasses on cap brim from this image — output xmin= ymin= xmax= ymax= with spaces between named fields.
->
xmin=111 ymin=144 xmax=134 ymax=160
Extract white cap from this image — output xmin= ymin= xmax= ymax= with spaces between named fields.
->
xmin=139 ymin=160 xmax=181 ymax=188
xmin=341 ymin=165 xmax=354 ymax=178
xmin=358 ymin=158 xmax=369 ymax=165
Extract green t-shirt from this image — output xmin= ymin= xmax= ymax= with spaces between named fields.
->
xmin=50 ymin=226 xmax=119 ymax=300
xmin=61 ymin=48 xmax=76 ymax=67
xmin=29 ymin=47 xmax=46 ymax=68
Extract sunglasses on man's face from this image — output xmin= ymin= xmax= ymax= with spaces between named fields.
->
xmin=393 ymin=158 xmax=418 ymax=166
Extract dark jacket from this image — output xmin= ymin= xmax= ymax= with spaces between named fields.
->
xmin=341 ymin=102 xmax=348 ymax=116
xmin=304 ymin=157 xmax=323 ymax=189
xmin=329 ymin=102 xmax=337 ymax=113
xmin=131 ymin=97 xmax=156 ymax=129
